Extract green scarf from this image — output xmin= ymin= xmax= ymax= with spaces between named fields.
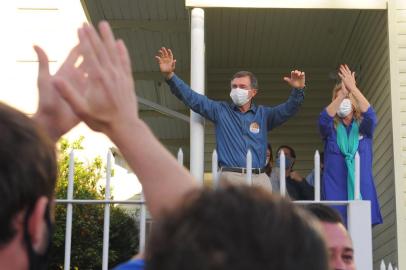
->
xmin=336 ymin=121 xmax=360 ymax=200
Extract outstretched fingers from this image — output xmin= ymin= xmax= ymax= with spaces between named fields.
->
xmin=116 ymin=39 xmax=132 ymax=76
xmin=83 ymin=23 xmax=111 ymax=67
xmin=339 ymin=64 xmax=351 ymax=77
xmin=168 ymin=48 xmax=174 ymax=61
xmin=78 ymin=27 xmax=101 ymax=75
xmin=34 ymin=45 xmax=50 ymax=77
xmin=79 ymin=25 xmax=115 ymax=92
xmin=155 ymin=55 xmax=161 ymax=64
xmin=161 ymin=47 xmax=169 ymax=58
xmin=98 ymin=21 xmax=119 ymax=65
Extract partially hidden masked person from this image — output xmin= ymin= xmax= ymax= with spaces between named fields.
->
xmin=270 ymin=145 xmax=314 ymax=200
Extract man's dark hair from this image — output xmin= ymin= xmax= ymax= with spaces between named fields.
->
xmin=277 ymin=145 xmax=296 ymax=159
xmin=231 ymin=71 xmax=258 ymax=89
xmin=146 ymin=185 xmax=329 ymax=270
xmin=304 ymin=204 xmax=344 ymax=224
xmin=0 ymin=102 xmax=56 ymax=246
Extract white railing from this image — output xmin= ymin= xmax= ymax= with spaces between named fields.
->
xmin=210 ymin=148 xmax=372 ymax=270
xmin=56 ymin=150 xmax=146 ymax=270
xmin=381 ymin=260 xmax=398 ymax=270
xmin=56 ymin=148 xmax=378 ymax=270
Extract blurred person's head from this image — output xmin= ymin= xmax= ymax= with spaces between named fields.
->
xmin=276 ymin=145 xmax=296 ymax=172
xmin=305 ymin=204 xmax=355 ymax=270
xmin=0 ymin=102 xmax=56 ymax=270
xmin=146 ymin=185 xmax=329 ymax=270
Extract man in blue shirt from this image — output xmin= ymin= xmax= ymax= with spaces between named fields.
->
xmin=156 ymin=47 xmax=305 ymax=190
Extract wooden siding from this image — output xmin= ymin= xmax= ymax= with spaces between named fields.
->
xmin=388 ymin=0 xmax=406 ymax=268
xmin=332 ymin=10 xmax=397 ymax=268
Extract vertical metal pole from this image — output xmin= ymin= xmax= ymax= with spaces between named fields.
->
xmin=190 ymin=8 xmax=205 ymax=184
xmin=354 ymin=152 xmax=360 ymax=200
xmin=177 ymin=148 xmax=184 ymax=166
xmin=279 ymin=151 xmax=286 ymax=196
xmin=139 ymin=192 xmax=146 ymax=252
xmin=314 ymin=150 xmax=320 ymax=201
xmin=102 ymin=151 xmax=112 ymax=270
xmin=212 ymin=149 xmax=218 ymax=188
xmin=64 ymin=151 xmax=75 ymax=270
xmin=246 ymin=149 xmax=252 ymax=185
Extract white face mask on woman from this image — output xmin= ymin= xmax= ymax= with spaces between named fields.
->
xmin=337 ymin=98 xmax=352 ymax=118
xmin=230 ymin=88 xmax=250 ymax=106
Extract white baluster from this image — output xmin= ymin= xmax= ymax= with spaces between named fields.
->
xmin=246 ymin=150 xmax=252 ymax=185
xmin=102 ymin=151 xmax=112 ymax=270
xmin=280 ymin=151 xmax=286 ymax=196
xmin=380 ymin=260 xmax=385 ymax=270
xmin=177 ymin=148 xmax=184 ymax=166
xmin=314 ymin=150 xmax=321 ymax=201
xmin=212 ymin=149 xmax=218 ymax=188
xmin=354 ymin=152 xmax=360 ymax=200
xmin=64 ymin=151 xmax=75 ymax=270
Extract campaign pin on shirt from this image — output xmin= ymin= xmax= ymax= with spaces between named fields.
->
xmin=249 ymin=122 xmax=260 ymax=134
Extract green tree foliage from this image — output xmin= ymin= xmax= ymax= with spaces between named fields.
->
xmin=49 ymin=137 xmax=139 ymax=269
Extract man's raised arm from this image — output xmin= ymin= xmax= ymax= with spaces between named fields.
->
xmin=267 ymin=70 xmax=306 ymax=130
xmin=155 ymin=47 xmax=220 ymax=122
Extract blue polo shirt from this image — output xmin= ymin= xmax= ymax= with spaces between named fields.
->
xmin=113 ymin=258 xmax=145 ymax=270
xmin=166 ymin=74 xmax=305 ymax=168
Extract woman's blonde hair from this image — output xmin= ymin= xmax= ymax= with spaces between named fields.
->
xmin=332 ymin=82 xmax=361 ymax=128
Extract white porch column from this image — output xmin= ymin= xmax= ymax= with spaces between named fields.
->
xmin=190 ymin=8 xmax=205 ymax=183
xmin=347 ymin=201 xmax=373 ymax=270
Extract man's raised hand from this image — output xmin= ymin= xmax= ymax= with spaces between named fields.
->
xmin=155 ymin=47 xmax=176 ymax=80
xmin=283 ymin=70 xmax=306 ymax=89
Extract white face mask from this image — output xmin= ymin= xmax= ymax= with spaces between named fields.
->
xmin=337 ymin=98 xmax=352 ymax=118
xmin=230 ymin=88 xmax=250 ymax=106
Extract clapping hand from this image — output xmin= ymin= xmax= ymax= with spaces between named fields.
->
xmin=54 ymin=22 xmax=137 ymax=137
xmin=283 ymin=70 xmax=306 ymax=89
xmin=338 ymin=64 xmax=357 ymax=92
